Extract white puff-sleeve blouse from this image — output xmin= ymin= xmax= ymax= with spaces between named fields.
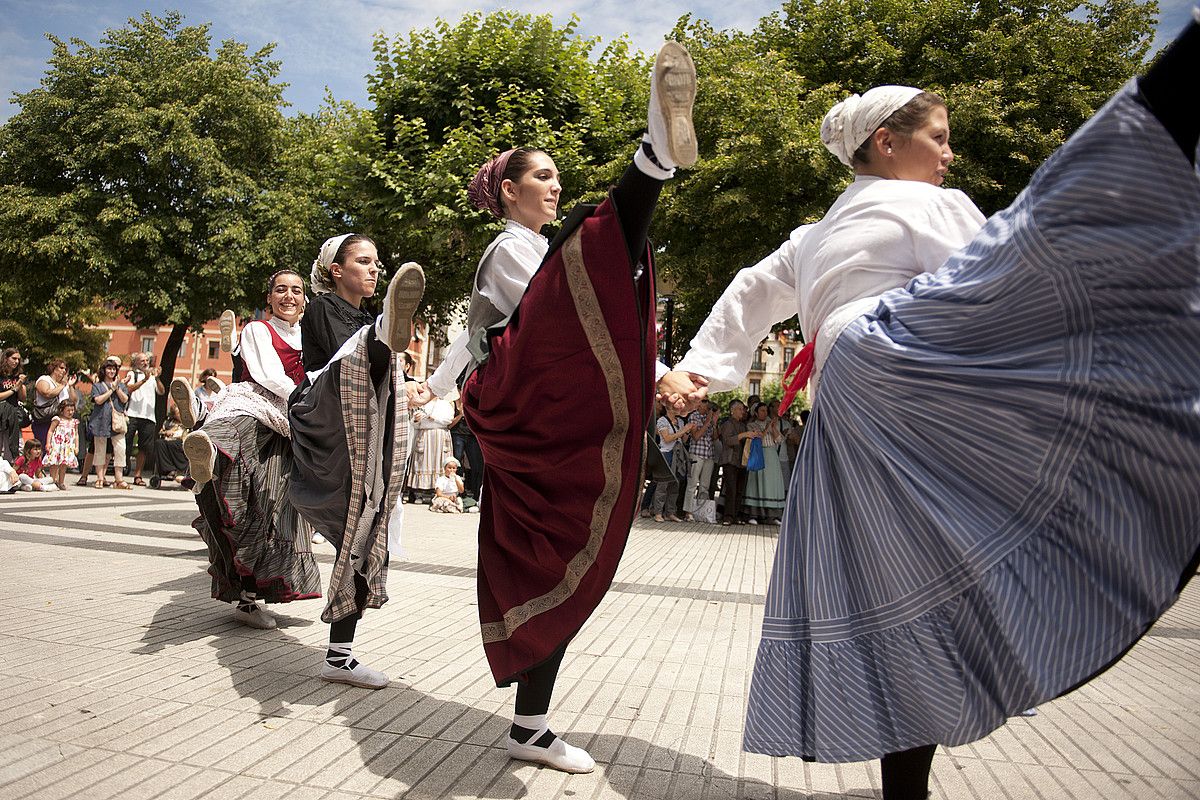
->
xmin=675 ymin=175 xmax=986 ymax=391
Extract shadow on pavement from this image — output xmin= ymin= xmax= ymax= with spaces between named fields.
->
xmin=129 ymin=573 xmax=872 ymax=799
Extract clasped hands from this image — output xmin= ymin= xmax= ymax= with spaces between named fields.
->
xmin=656 ymin=370 xmax=708 ymax=413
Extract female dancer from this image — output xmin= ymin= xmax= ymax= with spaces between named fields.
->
xmin=289 ymin=235 xmax=424 ymax=689
xmin=669 ymin=17 xmax=1200 ymax=800
xmin=413 ymin=41 xmax=699 ymax=773
xmin=183 ymin=270 xmax=321 ymax=630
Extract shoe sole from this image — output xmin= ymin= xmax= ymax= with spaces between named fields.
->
xmin=654 ymin=41 xmax=698 ymax=168
xmin=204 ymin=377 xmax=225 ymax=394
xmin=320 ymin=672 xmax=389 ymax=690
xmin=219 ymin=310 xmax=237 ymax=353
xmin=170 ymin=378 xmax=196 ymax=429
xmin=382 ymin=263 xmax=425 ymax=353
xmin=183 ymin=431 xmax=215 ymax=484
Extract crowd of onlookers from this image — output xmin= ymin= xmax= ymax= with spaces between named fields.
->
xmin=644 ymin=394 xmax=806 ymax=526
xmin=0 ymin=346 xmax=223 ymax=493
xmin=2 ymin=343 xmax=802 ymax=527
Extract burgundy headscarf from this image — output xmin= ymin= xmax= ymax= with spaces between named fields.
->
xmin=468 ymin=148 xmax=517 ymax=219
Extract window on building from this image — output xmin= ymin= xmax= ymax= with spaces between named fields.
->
xmin=208 ymin=341 xmax=220 ymax=359
xmin=751 ymin=348 xmax=766 ymax=371
xmin=140 ymin=336 xmax=155 ymax=354
xmin=749 ymin=380 xmax=761 ymax=396
xmin=783 ymin=347 xmax=795 ymax=364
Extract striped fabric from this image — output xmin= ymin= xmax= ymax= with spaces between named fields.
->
xmin=744 ymin=82 xmax=1200 ymax=762
xmin=192 ymin=414 xmax=321 ymax=604
xmin=320 ymin=334 xmax=411 ymax=624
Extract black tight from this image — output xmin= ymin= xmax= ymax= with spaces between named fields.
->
xmin=1137 ymin=17 xmax=1198 ymax=165
xmin=514 ymin=641 xmax=569 ymax=716
xmin=366 ymin=327 xmax=391 ymax=387
xmin=610 ymin=153 xmax=666 ymax=271
xmin=881 ymin=744 xmax=936 ymax=800
xmin=328 ymin=572 xmax=371 ymax=644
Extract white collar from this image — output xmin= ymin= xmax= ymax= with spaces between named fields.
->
xmin=268 ymin=315 xmax=300 ymax=334
xmin=504 ymin=218 xmax=549 ymax=252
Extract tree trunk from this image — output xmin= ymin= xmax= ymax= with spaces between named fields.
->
xmin=154 ymin=323 xmax=188 ymax=427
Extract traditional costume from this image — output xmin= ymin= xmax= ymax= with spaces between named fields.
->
xmin=676 ymin=21 xmax=1200 ymax=794
xmin=188 ymin=316 xmax=321 ymax=628
xmin=424 ymin=40 xmax=698 ymax=773
xmin=288 ymin=237 xmax=423 ymax=689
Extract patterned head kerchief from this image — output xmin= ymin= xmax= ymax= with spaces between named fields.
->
xmin=467 ymin=148 xmax=517 ymax=219
xmin=820 ymin=85 xmax=923 ymax=167
xmin=310 ymin=233 xmax=354 ymax=295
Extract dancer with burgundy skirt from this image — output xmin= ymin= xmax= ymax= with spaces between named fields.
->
xmin=413 ymin=40 xmax=699 ymax=772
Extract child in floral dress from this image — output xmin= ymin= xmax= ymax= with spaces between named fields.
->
xmin=44 ymin=399 xmax=79 ymax=490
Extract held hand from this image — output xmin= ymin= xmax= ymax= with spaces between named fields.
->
xmin=656 ymin=370 xmax=709 ymax=413
xmin=405 ymin=381 xmax=434 ymax=407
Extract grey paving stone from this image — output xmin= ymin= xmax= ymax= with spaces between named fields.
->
xmin=2 ymin=490 xmax=1197 ymax=799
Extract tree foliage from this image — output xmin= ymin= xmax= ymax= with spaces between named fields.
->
xmin=0 ymin=12 xmax=338 ymax=384
xmin=348 ymin=11 xmax=648 ymax=332
xmin=656 ymin=0 xmax=1157 ymax=356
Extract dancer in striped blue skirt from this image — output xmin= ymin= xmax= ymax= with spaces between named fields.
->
xmin=669 ymin=15 xmax=1200 ymax=799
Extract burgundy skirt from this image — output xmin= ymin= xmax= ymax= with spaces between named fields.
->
xmin=464 ymin=198 xmax=656 ymax=685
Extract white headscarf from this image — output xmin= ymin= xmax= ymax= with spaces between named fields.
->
xmin=310 ymin=233 xmax=354 ymax=295
xmin=820 ymin=85 xmax=923 ymax=167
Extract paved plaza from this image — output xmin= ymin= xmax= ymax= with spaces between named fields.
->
xmin=0 ymin=487 xmax=1197 ymax=799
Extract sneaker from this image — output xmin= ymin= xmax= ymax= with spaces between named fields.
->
xmin=183 ymin=430 xmax=217 ymax=485
xmin=648 ymin=41 xmax=698 ymax=169
xmin=747 ymin=518 xmax=759 ymax=525
xmin=506 ymin=733 xmax=595 ymax=774
xmin=312 ymin=532 xmax=326 ymax=545
xmin=320 ymin=660 xmax=389 ymax=689
xmin=204 ymin=375 xmax=226 ymax=395
xmin=170 ymin=377 xmax=201 ymax=429
xmin=377 ymin=262 xmax=425 ymax=353
xmin=233 ymin=603 xmax=277 ymax=630
xmin=219 ymin=310 xmax=238 ymax=353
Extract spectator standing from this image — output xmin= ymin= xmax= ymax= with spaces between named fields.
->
xmin=743 ymin=401 xmax=787 ymax=524
xmin=0 ymin=348 xmax=27 ymax=462
xmin=717 ymin=400 xmax=755 ymax=525
xmin=682 ymin=399 xmax=718 ymax=520
xmin=124 ymin=352 xmax=164 ymax=485
xmin=651 ymin=405 xmax=693 ymax=522
xmin=408 ymin=397 xmax=454 ymax=501
xmin=449 ymin=398 xmax=484 ymax=500
xmin=89 ymin=359 xmax=130 ymax=489
xmin=30 ymin=359 xmax=75 ymax=448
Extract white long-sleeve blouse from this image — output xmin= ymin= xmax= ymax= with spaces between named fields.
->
xmin=675 ymin=175 xmax=986 ymax=391
xmin=428 ymin=220 xmax=549 ymax=399
xmin=238 ymin=317 xmax=302 ymax=403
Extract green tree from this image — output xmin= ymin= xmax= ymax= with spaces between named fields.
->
xmin=657 ymin=0 xmax=1156 ymax=357
xmin=0 ymin=12 xmax=336 ymax=414
xmin=350 ymin=11 xmax=648 ymax=332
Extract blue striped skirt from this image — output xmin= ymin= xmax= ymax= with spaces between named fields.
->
xmin=744 ymin=82 xmax=1200 ymax=762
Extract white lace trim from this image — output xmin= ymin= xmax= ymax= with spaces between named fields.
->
xmin=205 ymin=381 xmax=291 ymax=438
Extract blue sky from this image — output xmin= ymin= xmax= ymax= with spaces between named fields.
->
xmin=1 ymin=0 xmax=1195 ymax=123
